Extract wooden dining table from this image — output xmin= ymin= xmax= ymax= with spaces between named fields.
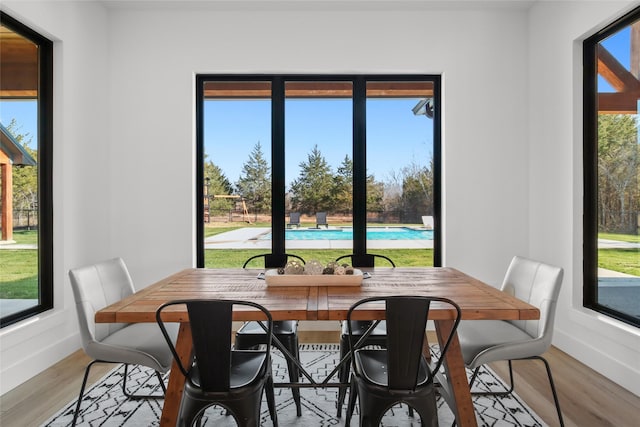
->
xmin=95 ymin=267 xmax=539 ymax=427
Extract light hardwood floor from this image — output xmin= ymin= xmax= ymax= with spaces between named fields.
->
xmin=1 ymin=331 xmax=638 ymax=426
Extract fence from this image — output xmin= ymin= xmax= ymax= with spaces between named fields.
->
xmin=205 ymin=208 xmax=430 ymax=225
xmin=599 ymin=210 xmax=640 ymax=234
xmin=12 ymin=209 xmax=38 ymax=230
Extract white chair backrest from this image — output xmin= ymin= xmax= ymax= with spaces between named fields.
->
xmin=69 ymin=258 xmax=135 ymax=347
xmin=501 ymin=256 xmax=564 ymax=346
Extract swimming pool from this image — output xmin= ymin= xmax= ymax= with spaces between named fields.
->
xmin=259 ymin=227 xmax=433 ymax=241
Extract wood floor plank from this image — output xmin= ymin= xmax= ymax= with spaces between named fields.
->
xmin=0 ymin=351 xmax=113 ymax=426
xmin=1 ymin=333 xmax=638 ymax=426
xmin=489 ymin=345 xmax=640 ymax=427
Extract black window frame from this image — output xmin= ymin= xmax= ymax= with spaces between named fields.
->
xmin=196 ymin=74 xmax=441 ymax=267
xmin=0 ymin=12 xmax=54 ymax=328
xmin=583 ymin=6 xmax=640 ymax=328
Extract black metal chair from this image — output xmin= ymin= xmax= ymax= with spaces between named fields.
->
xmin=344 ymin=296 xmax=462 ymax=427
xmin=235 ymin=253 xmax=305 ymax=416
xmin=335 ymin=253 xmax=395 ymax=417
xmin=242 ymin=253 xmax=305 ymax=269
xmin=156 ymin=299 xmax=278 ymax=427
xmin=335 ymin=253 xmax=396 ymax=268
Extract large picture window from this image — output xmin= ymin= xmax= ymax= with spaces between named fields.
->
xmin=584 ymin=7 xmax=640 ymax=327
xmin=196 ymin=75 xmax=441 ymax=268
xmin=0 ymin=13 xmax=53 ymax=327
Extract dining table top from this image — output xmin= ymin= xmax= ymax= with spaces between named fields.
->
xmin=94 ymin=266 xmax=540 ymax=427
xmin=95 ymin=267 xmax=539 ymax=324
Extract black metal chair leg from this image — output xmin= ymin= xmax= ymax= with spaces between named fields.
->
xmin=74 ymin=361 xmax=165 ymax=427
xmin=533 ymin=356 xmax=565 ymax=427
xmin=264 ymin=371 xmax=279 ymax=427
xmin=455 ymin=358 xmax=563 ymax=427
xmin=468 ymin=362 xmax=515 ymax=396
xmin=121 ymin=363 xmax=166 ymax=399
xmin=345 ymin=376 xmax=358 ymax=427
xmin=280 ymin=337 xmax=302 ymax=416
xmin=71 ymin=360 xmax=98 ymax=427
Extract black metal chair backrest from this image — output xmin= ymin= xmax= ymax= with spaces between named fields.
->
xmin=347 ymin=295 xmax=461 ymax=389
xmin=242 ymin=253 xmax=306 ymax=268
xmin=336 ymin=253 xmax=396 ymax=268
xmin=156 ymin=299 xmax=273 ymax=392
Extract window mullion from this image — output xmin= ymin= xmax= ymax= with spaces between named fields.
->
xmin=352 ymin=77 xmax=367 ymax=259
xmin=271 ymin=77 xmax=286 ymax=263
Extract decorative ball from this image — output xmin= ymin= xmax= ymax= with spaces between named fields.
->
xmin=305 ymin=259 xmax=324 ymax=275
xmin=284 ymin=259 xmax=305 ymax=275
xmin=325 ymin=261 xmax=340 ymax=271
xmin=334 ymin=266 xmax=346 ymax=275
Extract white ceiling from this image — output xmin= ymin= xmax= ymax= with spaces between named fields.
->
xmin=97 ymin=0 xmax=537 ymax=11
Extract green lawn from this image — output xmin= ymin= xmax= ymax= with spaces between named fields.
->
xmin=2 ymin=226 xmax=636 ymax=299
xmin=597 ymin=232 xmax=639 ymax=275
xmin=10 ymin=229 xmax=38 ymax=244
xmin=0 ymin=250 xmax=38 ymax=298
xmin=205 ymin=249 xmax=433 ymax=268
xmin=599 ymin=232 xmax=640 ymax=244
xmin=599 ymin=249 xmax=640 ymax=276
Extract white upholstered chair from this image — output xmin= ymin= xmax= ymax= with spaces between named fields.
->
xmin=69 ymin=257 xmax=178 ymax=426
xmin=456 ymin=256 xmax=565 ymax=426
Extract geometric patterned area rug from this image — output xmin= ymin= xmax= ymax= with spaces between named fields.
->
xmin=42 ymin=344 xmax=546 ymax=427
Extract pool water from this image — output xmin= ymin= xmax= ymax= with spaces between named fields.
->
xmin=259 ymin=227 xmax=433 ymax=241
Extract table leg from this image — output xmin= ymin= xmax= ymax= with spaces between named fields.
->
xmin=160 ymin=322 xmax=192 ymax=427
xmin=435 ymin=319 xmax=477 ymax=427
xmin=422 ymin=331 xmax=432 ymax=362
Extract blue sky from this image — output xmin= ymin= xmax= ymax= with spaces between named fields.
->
xmin=204 ymin=97 xmax=434 ymax=187
xmin=0 ymin=96 xmax=433 ymax=188
xmin=599 ymin=26 xmax=630 ymax=92
xmin=0 ymin=100 xmax=37 ymax=145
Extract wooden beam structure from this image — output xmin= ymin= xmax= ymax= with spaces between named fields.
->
xmin=203 ymin=81 xmax=434 ymax=99
xmin=0 ymin=25 xmax=38 ymax=99
xmin=596 ymin=24 xmax=640 ymax=114
xmin=0 ymin=162 xmax=13 ymax=241
xmin=597 ymin=45 xmax=640 ymax=92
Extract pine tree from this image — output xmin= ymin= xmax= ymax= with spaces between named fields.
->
xmin=236 ymin=142 xmax=271 ymax=213
xmin=290 ymin=145 xmax=334 ymax=214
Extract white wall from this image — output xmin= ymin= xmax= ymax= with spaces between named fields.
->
xmin=106 ymin=2 xmax=531 ymax=285
xmin=0 ymin=0 xmax=111 ymax=394
xmin=528 ymin=0 xmax=640 ymax=396
xmin=0 ymin=0 xmax=638 ymax=398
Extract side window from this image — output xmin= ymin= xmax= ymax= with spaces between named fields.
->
xmin=584 ymin=7 xmax=640 ymax=327
xmin=0 ymin=13 xmax=53 ymax=327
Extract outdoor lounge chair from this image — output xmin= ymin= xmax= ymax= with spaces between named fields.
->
xmin=316 ymin=212 xmax=328 ymax=228
xmin=288 ymin=212 xmax=301 ymax=228
xmin=422 ymin=215 xmax=434 ymax=229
